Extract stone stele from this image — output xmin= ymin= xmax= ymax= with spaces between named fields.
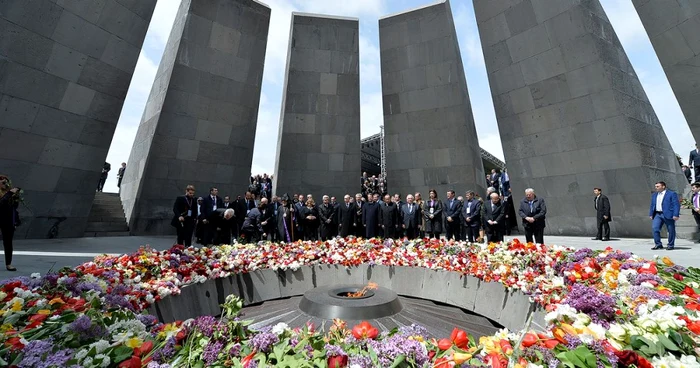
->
xmin=120 ymin=0 xmax=270 ymax=235
xmin=273 ymin=13 xmax=362 ymax=200
xmin=473 ymin=0 xmax=687 ymax=237
xmin=0 ymin=0 xmax=156 ymax=238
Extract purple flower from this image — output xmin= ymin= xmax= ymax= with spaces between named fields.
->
xmin=138 ymin=314 xmax=158 ymax=328
xmin=18 ymin=340 xmax=73 ymax=368
xmin=152 ymin=337 xmax=177 ymax=363
xmin=192 ymin=316 xmax=219 ymax=338
xmin=348 ymin=354 xmax=373 ymax=368
xmin=324 ymin=344 xmax=346 ymax=358
xmin=202 ymin=340 xmax=223 ymax=365
xmin=563 ymin=284 xmax=616 ymax=326
xmin=250 ymin=331 xmax=279 ymax=353
xmin=367 ymin=334 xmax=428 ymax=366
xmin=632 ymin=273 xmax=663 ymax=286
xmin=665 ymin=265 xmax=687 ymax=273
xmin=229 ymin=343 xmax=242 ymax=356
xmin=68 ymin=314 xmax=106 ymax=341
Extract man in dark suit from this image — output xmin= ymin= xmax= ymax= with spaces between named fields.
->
xmin=362 ymin=194 xmax=381 ymax=238
xmin=400 ymin=194 xmax=421 ymax=240
xmin=649 ymin=181 xmax=680 ymax=250
xmin=690 ymin=145 xmax=700 ymax=181
xmin=258 ymin=198 xmax=274 ymax=241
xmin=690 ymin=182 xmax=700 ymax=244
xmin=269 ymin=195 xmax=281 ymax=241
xmin=379 ymin=194 xmax=399 ymax=239
xmin=294 ymin=194 xmax=305 ymax=236
xmin=97 ymin=162 xmax=111 ymax=192
xmin=490 ymin=169 xmax=501 ymax=194
xmin=592 ymin=188 xmax=611 ymax=241
xmin=392 ymin=194 xmax=404 ymax=238
xmin=518 ymin=188 xmax=547 ymax=244
xmin=484 ymin=193 xmax=505 ymax=243
xmin=171 ymin=185 xmax=198 ymax=246
xmin=319 ymin=195 xmax=337 ymax=240
xmin=683 ymin=165 xmax=693 ymax=183
xmin=354 ymin=193 xmax=365 ymax=237
xmin=116 ymin=162 xmax=126 ymax=191
xmin=331 ymin=196 xmax=340 ymax=237
xmin=444 ymin=190 xmax=462 ymax=240
xmin=233 ymin=195 xmax=248 ymax=239
xmin=210 ymin=208 xmax=235 ymax=245
xmin=461 ymin=191 xmax=481 ymax=243
xmin=201 ymin=187 xmax=223 ymax=245
xmin=338 ymin=195 xmax=356 ymax=238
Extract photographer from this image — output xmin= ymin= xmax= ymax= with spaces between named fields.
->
xmin=0 ymin=175 xmax=20 ymax=271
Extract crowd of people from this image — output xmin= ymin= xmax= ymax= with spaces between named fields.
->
xmin=360 ymin=172 xmax=388 ymax=198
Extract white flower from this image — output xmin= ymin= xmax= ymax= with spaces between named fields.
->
xmin=607 ymin=323 xmax=627 ymax=341
xmin=272 ymin=322 xmax=290 ymax=335
xmin=30 ymin=273 xmax=41 ymax=279
xmin=551 ymin=276 xmax=564 ymax=288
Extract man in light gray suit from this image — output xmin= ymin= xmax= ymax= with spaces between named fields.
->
xmin=400 ymin=194 xmax=421 ymax=240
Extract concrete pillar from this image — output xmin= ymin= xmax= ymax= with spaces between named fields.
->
xmin=120 ymin=0 xmax=270 ymax=234
xmin=379 ymin=0 xmax=486 ymax=199
xmin=0 ymin=0 xmax=156 ymax=238
xmin=632 ymin=1 xmax=700 ymax=146
xmin=474 ymin=0 xmax=687 ymax=237
xmin=273 ymin=13 xmax=361 ymax=200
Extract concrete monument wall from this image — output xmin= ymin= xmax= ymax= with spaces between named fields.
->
xmin=273 ymin=13 xmax=361 ymax=200
xmin=379 ymin=1 xmax=486 ymax=198
xmin=632 ymin=0 xmax=700 ymax=145
xmin=0 ymin=0 xmax=155 ymax=238
xmin=121 ymin=0 xmax=270 ymax=235
xmin=473 ymin=0 xmax=687 ymax=237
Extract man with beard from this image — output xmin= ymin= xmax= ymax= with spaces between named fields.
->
xmin=277 ymin=194 xmax=296 ymax=243
xmin=362 ymin=193 xmax=380 ymax=238
xmin=318 ymin=195 xmax=336 ymax=240
xmin=338 ymin=194 xmax=356 ymax=238
xmin=171 ymin=185 xmax=198 ymax=246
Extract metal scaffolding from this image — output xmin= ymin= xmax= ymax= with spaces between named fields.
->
xmin=379 ymin=125 xmax=386 ymax=178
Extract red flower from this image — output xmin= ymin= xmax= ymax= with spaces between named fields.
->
xmin=681 ymin=286 xmax=699 ymax=299
xmin=351 ymin=321 xmax=378 ymax=340
xmin=637 ymin=262 xmax=657 ymax=275
xmin=118 ymin=356 xmax=142 ymax=368
xmin=679 ymin=316 xmax=700 ymax=335
xmin=437 ymin=338 xmax=452 ymax=350
xmin=5 ymin=337 xmax=24 ymax=351
xmin=449 ymin=328 xmax=469 ymax=349
xmin=484 ymin=352 xmax=507 ymax=368
xmin=241 ymin=351 xmax=256 ymax=368
xmin=673 ymin=273 xmax=684 ymax=281
xmin=433 ymin=357 xmax=455 ymax=368
xmin=327 ymin=354 xmax=348 ymax=368
xmin=614 ymin=350 xmax=653 ymax=368
xmin=687 ymin=302 xmax=700 ymax=311
xmin=521 ymin=333 xmax=538 ymax=348
xmin=134 ymin=340 xmax=154 ymax=356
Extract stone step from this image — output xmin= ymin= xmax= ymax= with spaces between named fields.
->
xmin=89 ymin=208 xmax=125 ymax=216
xmin=87 ymin=216 xmax=128 ymax=223
xmin=83 ymin=231 xmax=130 ymax=237
xmin=84 ymin=222 xmax=129 ymax=232
xmin=90 ymin=205 xmax=125 ymax=213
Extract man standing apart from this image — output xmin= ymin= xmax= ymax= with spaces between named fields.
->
xmin=171 ymin=185 xmax=197 ymax=246
xmin=518 ymin=188 xmax=546 ymax=244
xmin=461 ymin=191 xmax=481 ymax=243
xmin=689 ymin=144 xmax=700 ymax=182
xmin=650 ymin=181 xmax=680 ymax=250
xmin=117 ymin=163 xmax=126 ymax=191
xmin=202 ymin=187 xmax=223 ymax=245
xmin=593 ymin=188 xmax=611 ymax=241
xmin=690 ymin=182 xmax=700 ymax=244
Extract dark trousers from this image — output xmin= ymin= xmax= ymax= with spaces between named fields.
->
xmin=304 ymin=224 xmax=319 ymax=241
xmin=97 ymin=176 xmax=107 ymax=191
xmin=242 ymin=228 xmax=260 ymax=243
xmin=465 ymin=224 xmax=479 ymax=242
xmin=320 ymin=223 xmax=334 ymax=240
xmin=381 ymin=225 xmax=396 ymax=239
xmin=445 ymin=220 xmax=460 ymax=240
xmin=1 ymin=226 xmax=14 ymax=265
xmin=117 ymin=177 xmax=123 ymax=188
xmin=204 ymin=223 xmax=217 ymax=245
xmin=596 ymin=218 xmax=610 ymax=239
xmin=695 ymin=167 xmax=700 ymax=182
xmin=525 ymin=225 xmax=545 ymax=244
xmin=404 ymin=225 xmax=418 ymax=240
xmin=485 ymin=226 xmax=503 ymax=243
xmin=176 ymin=219 xmax=195 ymax=246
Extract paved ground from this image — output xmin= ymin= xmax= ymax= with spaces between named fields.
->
xmin=0 ymin=234 xmax=696 ymax=280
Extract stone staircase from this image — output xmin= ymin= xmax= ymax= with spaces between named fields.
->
xmin=84 ymin=192 xmax=130 ymax=237
xmin=675 ymin=208 xmax=699 ymax=240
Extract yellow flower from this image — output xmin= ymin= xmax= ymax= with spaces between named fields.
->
xmin=0 ymin=323 xmax=13 ymax=332
xmin=125 ymin=337 xmax=143 ymax=349
xmin=11 ymin=300 xmax=22 ymax=312
xmin=453 ymin=352 xmax=472 ymax=364
xmin=48 ymin=297 xmax=64 ymax=305
xmin=661 ymin=256 xmax=674 ymax=266
xmin=408 ymin=335 xmax=424 ymax=342
xmin=37 ymin=309 xmax=51 ymax=315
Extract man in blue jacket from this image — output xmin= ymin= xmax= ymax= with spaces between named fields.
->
xmin=649 ymin=181 xmax=680 ymax=250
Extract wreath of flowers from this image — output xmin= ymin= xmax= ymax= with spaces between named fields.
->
xmin=0 ymin=237 xmax=698 ymax=368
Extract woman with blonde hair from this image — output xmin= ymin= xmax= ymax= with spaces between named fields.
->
xmin=0 ymin=175 xmax=20 ymax=271
xmin=300 ymin=198 xmax=320 ymax=241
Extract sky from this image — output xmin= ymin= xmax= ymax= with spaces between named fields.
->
xmin=102 ymin=0 xmax=693 ymax=193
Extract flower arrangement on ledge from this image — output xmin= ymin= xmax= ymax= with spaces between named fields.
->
xmin=0 ymin=237 xmax=698 ymax=367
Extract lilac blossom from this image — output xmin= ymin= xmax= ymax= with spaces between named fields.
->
xmin=632 ymin=273 xmax=664 ymax=286
xmin=250 ymin=330 xmax=279 ymax=353
xmin=324 ymin=344 xmax=346 ymax=357
xmin=67 ymin=314 xmax=106 ymax=341
xmin=202 ymin=340 xmax=223 ymax=365
xmin=563 ymin=284 xmax=616 ymax=326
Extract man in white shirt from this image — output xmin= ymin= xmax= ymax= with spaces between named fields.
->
xmin=649 ymin=181 xmax=680 ymax=250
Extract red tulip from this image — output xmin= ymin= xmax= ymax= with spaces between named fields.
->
xmin=521 ymin=333 xmax=538 ymax=348
xmin=437 ymin=338 xmax=452 ymax=350
xmin=449 ymin=328 xmax=469 ymax=349
xmin=542 ymin=339 xmax=559 ymax=349
xmin=118 ymin=356 xmax=142 ymax=368
xmin=327 ymin=354 xmax=348 ymax=368
xmin=134 ymin=340 xmax=154 ymax=356
xmin=673 ymin=273 xmax=684 ymax=281
xmin=351 ymin=321 xmax=379 ymax=340
xmin=242 ymin=351 xmax=256 ymax=368
xmin=433 ymin=357 xmax=455 ymax=368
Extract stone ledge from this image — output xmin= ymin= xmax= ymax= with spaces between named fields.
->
xmin=150 ymin=264 xmax=545 ymax=332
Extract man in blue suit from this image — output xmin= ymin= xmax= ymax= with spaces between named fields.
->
xmin=649 ymin=181 xmax=680 ymax=250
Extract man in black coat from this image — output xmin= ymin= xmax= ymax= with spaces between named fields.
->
xmin=392 ymin=194 xmax=404 ymax=238
xmin=400 ymin=194 xmax=421 ymax=240
xmin=518 ymin=188 xmax=547 ymax=244
xmin=690 ymin=182 xmax=700 ymax=244
xmin=241 ymin=202 xmax=266 ymax=243
xmin=690 ymin=144 xmax=700 ymax=181
xmin=379 ymin=194 xmax=399 ymax=239
xmin=593 ymin=188 xmax=611 ymax=241
xmin=330 ymin=196 xmax=340 ymax=237
xmin=354 ymin=193 xmax=365 ymax=237
xmin=484 ymin=193 xmax=505 ymax=243
xmin=171 ymin=185 xmax=198 ymax=246
xmin=461 ymin=191 xmax=482 ymax=242
xmin=210 ymin=208 xmax=235 ymax=245
xmin=97 ymin=162 xmax=111 ymax=192
xmin=443 ymin=190 xmax=462 ymax=240
xmin=258 ymin=198 xmax=274 ymax=241
xmin=202 ymin=187 xmax=223 ymax=245
xmin=338 ymin=195 xmax=356 ymax=238
xmin=362 ymin=194 xmax=381 ymax=238
xmin=319 ymin=195 xmax=337 ymax=240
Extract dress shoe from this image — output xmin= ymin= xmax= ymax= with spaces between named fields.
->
xmin=603 ymin=237 xmax=610 ymax=241
xmin=591 ymin=238 xmax=602 ymax=240
xmin=651 ymin=245 xmax=663 ymax=250
xmin=666 ymin=246 xmax=675 ymax=251
xmin=694 ymin=239 xmax=700 ymax=244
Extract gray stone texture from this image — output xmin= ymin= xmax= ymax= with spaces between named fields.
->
xmin=0 ymin=0 xmax=155 ymax=238
xmin=120 ymin=0 xmax=270 ymax=235
xmin=273 ymin=14 xmax=361 ymax=200
xmin=379 ymin=1 xmax=486 ymax=198
xmin=632 ymin=0 xmax=700 ymax=144
xmin=474 ymin=0 xmax=687 ymax=237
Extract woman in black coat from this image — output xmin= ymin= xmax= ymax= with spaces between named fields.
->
xmin=0 ymin=175 xmax=20 ymax=271
xmin=422 ymin=189 xmax=443 ymax=239
xmin=300 ymin=199 xmax=320 ymax=241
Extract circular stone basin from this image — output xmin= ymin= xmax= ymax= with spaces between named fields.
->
xmin=299 ymin=285 xmax=402 ymax=320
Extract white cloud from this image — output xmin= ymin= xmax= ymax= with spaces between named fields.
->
xmin=147 ymin=0 xmax=182 ymax=47
xmin=452 ymin=1 xmax=485 ymax=68
xmin=361 ymin=91 xmax=384 ymax=137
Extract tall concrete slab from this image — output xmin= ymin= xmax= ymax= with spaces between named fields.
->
xmin=632 ymin=0 xmax=700 ymax=144
xmin=474 ymin=0 xmax=687 ymax=237
xmin=379 ymin=1 xmax=486 ymax=198
xmin=121 ymin=0 xmax=270 ymax=234
xmin=0 ymin=0 xmax=155 ymax=238
xmin=273 ymin=13 xmax=361 ymax=199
